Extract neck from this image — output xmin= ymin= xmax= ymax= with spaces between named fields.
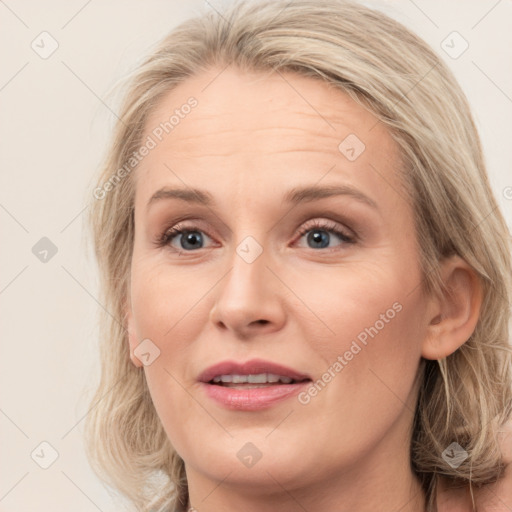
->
xmin=186 ymin=470 xmax=425 ymax=512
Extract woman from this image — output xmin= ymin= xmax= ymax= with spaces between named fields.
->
xmin=85 ymin=0 xmax=512 ymax=510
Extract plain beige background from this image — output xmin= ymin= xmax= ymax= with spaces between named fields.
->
xmin=1 ymin=1 xmax=511 ymax=510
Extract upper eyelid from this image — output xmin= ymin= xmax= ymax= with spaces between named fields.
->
xmin=297 ymin=218 xmax=354 ymax=235
xmin=164 ymin=218 xmax=354 ymax=244
xmin=168 ymin=218 xmax=348 ymax=233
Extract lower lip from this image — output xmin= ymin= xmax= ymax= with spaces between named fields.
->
xmin=201 ymin=381 xmax=310 ymax=411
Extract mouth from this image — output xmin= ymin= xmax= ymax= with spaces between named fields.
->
xmin=209 ymin=373 xmax=310 ymax=388
xmin=198 ymin=359 xmax=312 ymax=410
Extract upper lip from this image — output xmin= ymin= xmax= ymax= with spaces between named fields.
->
xmin=198 ymin=358 xmax=311 ymax=383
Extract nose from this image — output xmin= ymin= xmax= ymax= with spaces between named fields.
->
xmin=209 ymin=241 xmax=286 ymax=339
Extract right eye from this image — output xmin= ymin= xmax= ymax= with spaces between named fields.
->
xmin=158 ymin=223 xmax=215 ymax=252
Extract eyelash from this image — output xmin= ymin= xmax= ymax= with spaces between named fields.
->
xmin=295 ymin=219 xmax=355 ymax=247
xmin=156 ymin=219 xmax=356 ymax=253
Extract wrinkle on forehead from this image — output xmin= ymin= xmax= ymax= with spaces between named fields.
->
xmin=142 ymin=65 xmax=389 ymax=141
xmin=136 ymin=66 xmax=404 ymax=205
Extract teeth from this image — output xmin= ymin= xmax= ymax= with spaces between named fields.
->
xmin=211 ymin=373 xmax=296 ymax=384
xmin=248 ymin=374 xmax=267 ymax=384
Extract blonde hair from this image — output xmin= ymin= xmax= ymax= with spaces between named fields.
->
xmin=85 ymin=1 xmax=512 ymax=510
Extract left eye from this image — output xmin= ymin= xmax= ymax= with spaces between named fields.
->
xmin=158 ymin=220 xmax=355 ymax=252
xmin=295 ymin=220 xmax=355 ymax=250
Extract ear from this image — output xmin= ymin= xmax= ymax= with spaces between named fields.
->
xmin=421 ymin=255 xmax=483 ymax=360
xmin=125 ymin=296 xmax=143 ymax=368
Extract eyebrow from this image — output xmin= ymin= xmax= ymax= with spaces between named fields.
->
xmin=146 ymin=184 xmax=378 ymax=210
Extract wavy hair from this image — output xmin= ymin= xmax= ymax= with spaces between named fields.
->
xmin=85 ymin=1 xmax=512 ymax=510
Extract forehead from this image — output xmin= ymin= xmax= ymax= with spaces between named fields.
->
xmin=134 ymin=66 xmax=406 ymax=211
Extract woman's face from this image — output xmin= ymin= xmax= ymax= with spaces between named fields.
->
xmin=127 ymin=67 xmax=432 ymax=503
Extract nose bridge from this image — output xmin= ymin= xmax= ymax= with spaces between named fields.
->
xmin=209 ymin=227 xmax=284 ymax=333
xmin=222 ymin=205 xmax=270 ymax=282
xmin=221 ymin=231 xmax=269 ymax=303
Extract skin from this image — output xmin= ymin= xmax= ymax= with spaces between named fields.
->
xmin=126 ymin=67 xmax=485 ymax=512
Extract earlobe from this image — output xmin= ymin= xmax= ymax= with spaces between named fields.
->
xmin=421 ymin=255 xmax=483 ymax=360
xmin=125 ymin=300 xmax=143 ymax=368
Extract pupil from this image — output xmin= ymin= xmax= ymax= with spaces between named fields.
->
xmin=182 ymin=231 xmax=202 ymax=249
xmin=309 ymin=230 xmax=329 ymax=248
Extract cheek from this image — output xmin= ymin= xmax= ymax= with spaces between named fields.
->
xmin=129 ymin=259 xmax=214 ymax=456
xmin=292 ymin=257 xmax=424 ymax=352
xmin=286 ymin=265 xmax=426 ymax=467
xmin=130 ymin=249 xmax=426 ymax=377
xmin=296 ymin=259 xmax=426 ymax=408
xmin=130 ymin=257 xmax=210 ymax=342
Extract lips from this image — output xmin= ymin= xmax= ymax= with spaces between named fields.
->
xmin=198 ymin=359 xmax=312 ymax=411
